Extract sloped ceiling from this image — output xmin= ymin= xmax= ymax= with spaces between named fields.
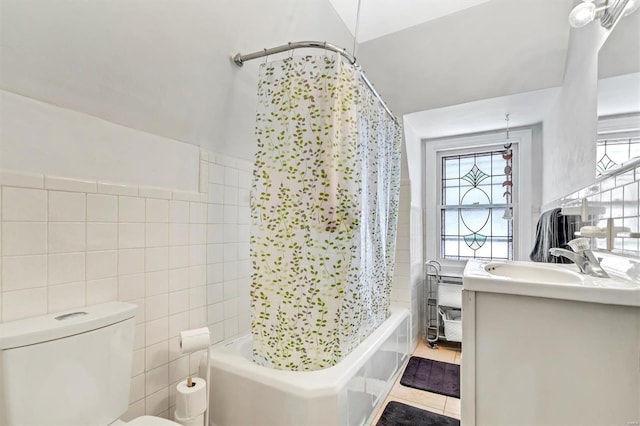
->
xmin=327 ymin=0 xmax=492 ymax=42
xmin=404 ymin=87 xmax=561 ymax=140
xmin=0 ymin=0 xmax=579 ymax=150
xmin=356 ymin=0 xmax=576 ymax=117
xmin=0 ymin=0 xmax=354 ymax=157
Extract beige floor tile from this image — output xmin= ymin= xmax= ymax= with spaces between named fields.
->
xmin=444 ymin=409 xmax=461 ymax=420
xmin=388 ymin=382 xmax=447 ymax=411
xmin=413 ymin=342 xmax=457 ymax=364
xmin=393 ymin=396 xmax=445 ymax=415
xmin=445 ymin=397 xmax=461 ymax=416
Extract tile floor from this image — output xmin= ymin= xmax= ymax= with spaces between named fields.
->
xmin=370 ymin=339 xmax=462 ymax=425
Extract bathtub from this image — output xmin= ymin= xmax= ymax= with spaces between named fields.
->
xmin=204 ymin=307 xmax=410 ymax=426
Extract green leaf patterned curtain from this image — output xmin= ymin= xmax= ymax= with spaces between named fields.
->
xmin=250 ymin=54 xmax=402 ymax=371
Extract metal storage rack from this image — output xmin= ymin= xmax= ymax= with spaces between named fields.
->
xmin=424 ymin=260 xmax=463 ymax=348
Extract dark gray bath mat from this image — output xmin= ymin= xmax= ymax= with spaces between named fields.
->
xmin=400 ymin=356 xmax=460 ymax=398
xmin=376 ymin=401 xmax=460 ymax=426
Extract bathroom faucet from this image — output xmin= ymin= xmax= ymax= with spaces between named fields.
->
xmin=549 ymin=238 xmax=609 ymax=278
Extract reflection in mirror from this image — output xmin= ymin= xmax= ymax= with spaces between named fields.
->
xmin=596 ymin=7 xmax=640 ymax=176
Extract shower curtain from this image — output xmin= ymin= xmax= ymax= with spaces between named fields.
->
xmin=250 ymin=54 xmax=401 ymax=371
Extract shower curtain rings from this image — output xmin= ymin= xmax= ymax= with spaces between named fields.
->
xmin=263 ymin=48 xmax=268 ymax=64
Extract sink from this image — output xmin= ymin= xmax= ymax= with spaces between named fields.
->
xmin=464 ymin=259 xmax=640 ymax=307
xmin=484 ymin=262 xmax=582 ymax=284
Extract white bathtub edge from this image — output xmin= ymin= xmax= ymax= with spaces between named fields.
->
xmin=208 ymin=307 xmax=410 ymax=398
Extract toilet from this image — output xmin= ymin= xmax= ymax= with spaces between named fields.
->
xmin=0 ymin=301 xmax=182 ymax=426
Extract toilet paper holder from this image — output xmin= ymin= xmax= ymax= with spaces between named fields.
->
xmin=179 ymin=328 xmax=211 ymax=426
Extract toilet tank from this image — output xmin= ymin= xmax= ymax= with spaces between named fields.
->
xmin=0 ymin=302 xmax=137 ymax=426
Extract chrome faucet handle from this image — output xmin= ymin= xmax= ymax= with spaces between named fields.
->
xmin=567 ymin=237 xmax=591 ymax=253
xmin=567 ymin=238 xmax=610 ymax=278
xmin=549 ymin=241 xmax=610 ymax=278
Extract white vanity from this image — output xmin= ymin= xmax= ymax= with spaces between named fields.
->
xmin=461 ymin=255 xmax=640 ymax=426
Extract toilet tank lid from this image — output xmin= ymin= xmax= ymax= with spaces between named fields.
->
xmin=0 ymin=302 xmax=137 ymax=350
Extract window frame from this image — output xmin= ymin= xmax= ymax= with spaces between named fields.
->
xmin=423 ymin=129 xmax=533 ymax=269
xmin=596 ymin=114 xmax=640 ymax=176
xmin=438 ymin=145 xmax=517 ymax=261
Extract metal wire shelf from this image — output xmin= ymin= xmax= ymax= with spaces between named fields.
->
xmin=424 ymin=260 xmax=463 ymax=348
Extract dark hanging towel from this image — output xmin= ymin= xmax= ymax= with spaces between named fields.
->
xmin=530 ymin=208 xmax=579 ymax=263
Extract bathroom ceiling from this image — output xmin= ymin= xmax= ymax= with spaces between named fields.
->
xmin=402 ymin=73 xmax=640 ymax=140
xmin=328 ymin=0 xmax=492 ymax=42
xmin=0 ymin=0 xmax=589 ymax=159
xmin=356 ymin=0 xmax=576 ymax=116
xmin=403 ymin=87 xmax=561 ymax=139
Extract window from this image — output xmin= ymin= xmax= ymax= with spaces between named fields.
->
xmin=596 ymin=136 xmax=640 ymax=176
xmin=597 ymin=114 xmax=640 ymax=177
xmin=440 ymin=148 xmax=513 ymax=260
xmin=424 ymin=129 xmax=533 ymax=265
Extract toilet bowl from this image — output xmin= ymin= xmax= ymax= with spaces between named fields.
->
xmin=0 ymin=302 xmax=184 ymax=426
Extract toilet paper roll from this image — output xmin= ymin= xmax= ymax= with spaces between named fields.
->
xmin=180 ymin=327 xmax=211 ymax=354
xmin=175 ymin=377 xmax=207 ymax=420
xmin=174 ymin=412 xmax=204 ymax=426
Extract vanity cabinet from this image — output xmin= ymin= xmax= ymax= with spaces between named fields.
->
xmin=461 ymin=289 xmax=640 ymax=426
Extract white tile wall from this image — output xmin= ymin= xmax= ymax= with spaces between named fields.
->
xmin=391 ymin=182 xmax=411 ymax=305
xmin=0 ymin=150 xmax=409 ymax=419
xmin=0 ymin=151 xmax=253 ymax=420
xmin=87 ymin=194 xmax=118 ymax=221
xmin=555 ymin=163 xmax=640 ymax=257
xmin=3 ymin=222 xmax=47 ymax=255
xmin=2 ymin=187 xmax=47 ymax=221
xmin=2 ymin=255 xmax=47 ymax=290
xmin=49 ymin=191 xmax=86 ymax=221
xmin=391 ymin=181 xmax=423 ymax=348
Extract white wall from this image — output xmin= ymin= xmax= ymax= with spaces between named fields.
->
xmin=400 ymin=122 xmax=423 ymax=345
xmin=542 ymin=22 xmax=609 ymax=204
xmin=391 ymin=181 xmax=420 ymax=343
xmin=0 ymin=91 xmax=200 ymax=191
xmin=402 ymin=120 xmax=422 ymax=206
xmin=0 ymin=0 xmax=354 ymax=161
xmin=529 ymin=124 xmax=544 ymax=219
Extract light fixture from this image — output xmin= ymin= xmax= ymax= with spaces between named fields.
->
xmin=569 ymin=0 xmax=636 ymax=28
xmin=569 ymin=1 xmax=597 ymax=27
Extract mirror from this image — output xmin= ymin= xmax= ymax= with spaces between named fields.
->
xmin=596 ymin=7 xmax=640 ymax=176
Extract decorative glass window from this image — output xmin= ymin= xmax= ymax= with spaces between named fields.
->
xmin=440 ymin=149 xmax=513 ymax=260
xmin=596 ymin=136 xmax=640 ymax=177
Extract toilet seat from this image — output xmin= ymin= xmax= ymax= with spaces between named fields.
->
xmin=127 ymin=415 xmax=181 ymax=425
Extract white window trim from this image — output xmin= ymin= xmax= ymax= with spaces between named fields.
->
xmin=424 ymin=129 xmax=533 ymax=269
xmin=596 ymin=113 xmax=640 ymax=175
xmin=597 ymin=113 xmax=640 ymax=135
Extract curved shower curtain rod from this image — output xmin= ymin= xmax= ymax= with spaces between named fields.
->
xmin=232 ymin=40 xmax=399 ymax=125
